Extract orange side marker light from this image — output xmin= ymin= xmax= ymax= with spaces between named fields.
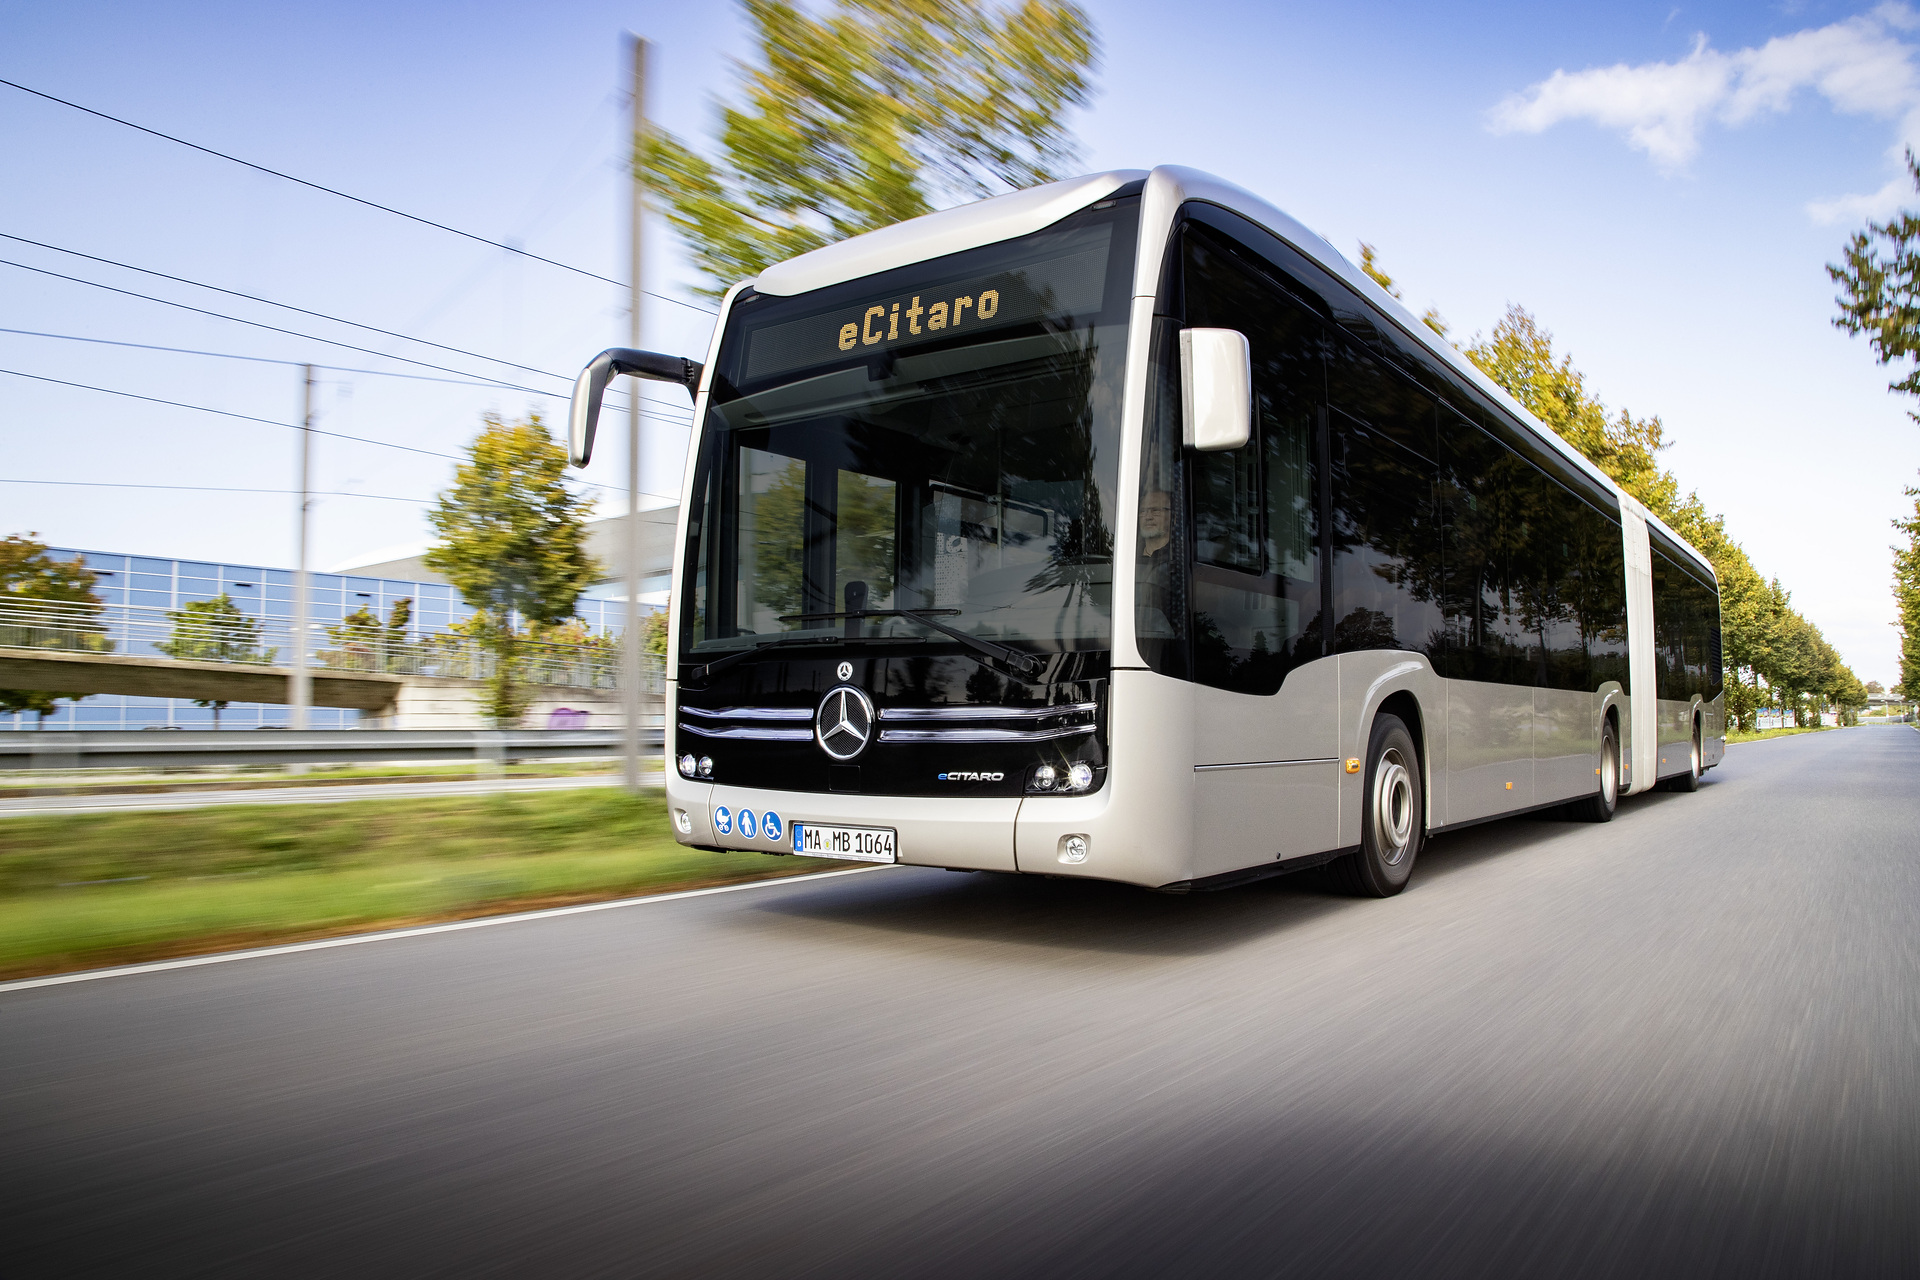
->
xmin=1344 ymin=758 xmax=1361 ymax=774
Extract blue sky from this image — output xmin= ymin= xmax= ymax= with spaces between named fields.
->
xmin=3 ymin=1 xmax=1915 ymax=682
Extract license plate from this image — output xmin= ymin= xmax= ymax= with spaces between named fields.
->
xmin=792 ymin=823 xmax=898 ymax=863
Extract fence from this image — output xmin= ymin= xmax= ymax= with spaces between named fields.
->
xmin=0 ymin=728 xmax=663 ymax=771
xmin=0 ymin=596 xmax=663 ymax=693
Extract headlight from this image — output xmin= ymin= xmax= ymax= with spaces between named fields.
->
xmin=1028 ymin=761 xmax=1097 ymax=794
xmin=678 ymin=754 xmax=697 ymax=777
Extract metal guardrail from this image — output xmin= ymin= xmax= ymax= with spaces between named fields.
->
xmin=0 ymin=596 xmax=663 ymax=692
xmin=0 ymin=728 xmax=665 ymax=771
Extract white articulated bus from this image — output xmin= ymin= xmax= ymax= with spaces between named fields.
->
xmin=568 ymin=166 xmax=1724 ymax=895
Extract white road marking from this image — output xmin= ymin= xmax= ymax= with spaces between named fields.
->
xmin=0 ymin=864 xmax=895 ymax=995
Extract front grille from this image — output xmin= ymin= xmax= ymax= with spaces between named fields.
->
xmin=678 ymin=705 xmax=813 ymax=742
xmin=678 ymin=701 xmax=1099 ymax=745
xmin=875 ymin=701 xmax=1098 ymax=744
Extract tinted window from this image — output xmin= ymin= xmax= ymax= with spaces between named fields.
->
xmin=1651 ymin=538 xmax=1722 ymax=700
xmin=1438 ymin=412 xmax=1518 ymax=681
xmin=1556 ymin=496 xmax=1629 ymax=689
xmin=1328 ymin=406 xmax=1442 ymax=658
xmin=1134 ymin=224 xmax=1326 ymax=694
xmin=1440 ymin=409 xmax=1629 ymax=690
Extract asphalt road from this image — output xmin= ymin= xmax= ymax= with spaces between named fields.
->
xmin=4 ymin=728 xmax=1918 ymax=1278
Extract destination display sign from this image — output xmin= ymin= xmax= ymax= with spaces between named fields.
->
xmin=742 ymin=225 xmax=1113 ymax=385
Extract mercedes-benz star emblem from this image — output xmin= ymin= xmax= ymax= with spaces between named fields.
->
xmin=815 ymin=685 xmax=874 ymax=761
xmin=836 ymin=661 xmax=853 ymax=681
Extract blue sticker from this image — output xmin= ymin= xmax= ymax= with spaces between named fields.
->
xmin=714 ymin=806 xmax=732 ymax=835
xmin=793 ymin=824 xmax=805 ymax=853
xmin=739 ymin=808 xmax=758 ymax=839
xmin=763 ymin=811 xmax=782 ymax=841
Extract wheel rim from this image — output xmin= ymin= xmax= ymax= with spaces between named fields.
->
xmin=1601 ymin=739 xmax=1618 ymax=806
xmin=1691 ymin=735 xmax=1701 ymax=777
xmin=1374 ymin=749 xmax=1414 ymax=866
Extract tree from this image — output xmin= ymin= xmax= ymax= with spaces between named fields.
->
xmin=155 ymin=593 xmax=278 ymax=729
xmin=640 ymin=0 xmax=1099 ymax=294
xmin=1893 ymin=483 xmax=1920 ymax=701
xmin=641 ymin=610 xmax=670 ymax=659
xmin=1831 ymin=151 xmax=1920 ymax=413
xmin=324 ymin=598 xmax=412 ymax=673
xmin=426 ymin=413 xmax=600 ymax=726
xmin=1831 ymin=159 xmax=1920 ymax=698
xmin=0 ymin=533 xmax=105 ymax=727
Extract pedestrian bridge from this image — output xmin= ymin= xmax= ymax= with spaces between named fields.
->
xmin=0 ymin=598 xmax=661 ymax=728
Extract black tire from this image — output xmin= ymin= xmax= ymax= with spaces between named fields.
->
xmin=1328 ymin=714 xmax=1422 ymax=897
xmin=1568 ymin=718 xmax=1620 ymax=822
xmin=1665 ymin=718 xmax=1702 ymax=792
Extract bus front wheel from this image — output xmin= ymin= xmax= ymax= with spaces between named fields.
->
xmin=1329 ymin=714 xmax=1422 ymax=898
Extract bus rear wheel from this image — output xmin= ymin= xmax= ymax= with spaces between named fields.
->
xmin=1568 ymin=719 xmax=1619 ymax=823
xmin=1664 ymin=719 xmax=1702 ymax=792
xmin=1329 ymin=714 xmax=1422 ymax=898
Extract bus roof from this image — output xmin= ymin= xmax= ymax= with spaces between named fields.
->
xmin=741 ymin=165 xmax=1717 ymax=583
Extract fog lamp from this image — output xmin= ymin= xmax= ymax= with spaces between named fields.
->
xmin=698 ymin=756 xmax=714 ymax=778
xmin=1059 ymin=834 xmax=1089 ymax=864
xmin=672 ymin=808 xmax=693 ymax=835
xmin=678 ymin=754 xmax=697 ymax=778
xmin=1067 ymin=762 xmax=1094 ymax=791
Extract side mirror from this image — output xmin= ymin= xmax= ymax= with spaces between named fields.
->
xmin=568 ymin=348 xmax=706 ymax=466
xmin=1180 ymin=328 xmax=1252 ymax=451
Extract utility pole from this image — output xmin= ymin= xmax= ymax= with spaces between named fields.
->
xmin=290 ymin=365 xmax=314 ymax=731
xmin=623 ymin=34 xmax=649 ymax=794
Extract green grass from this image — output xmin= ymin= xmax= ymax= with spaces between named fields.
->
xmin=0 ymin=756 xmax=648 ymax=795
xmin=0 ymin=790 xmax=839 ymax=979
xmin=1726 ymin=724 xmax=1842 ymax=744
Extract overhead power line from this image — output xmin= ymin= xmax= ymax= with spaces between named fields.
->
xmin=0 ymin=77 xmax=717 ymax=314
xmin=0 ymin=262 xmax=696 ymax=422
xmin=0 ymin=366 xmax=463 ymax=461
xmin=0 ymin=477 xmax=427 ymax=503
xmin=3 ymin=257 xmax=566 ymax=397
xmin=3 ymin=231 xmax=577 ymax=383
xmin=0 ymin=327 xmax=544 ymax=388
xmin=0 ymin=365 xmax=685 ymax=501
xmin=0 ymin=328 xmax=696 ymax=424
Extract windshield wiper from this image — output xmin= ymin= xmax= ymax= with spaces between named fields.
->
xmin=778 ymin=609 xmax=1043 ymax=679
xmin=682 ymin=632 xmax=841 ymax=683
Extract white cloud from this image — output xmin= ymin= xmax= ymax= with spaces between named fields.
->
xmin=1490 ymin=5 xmax=1920 ymax=214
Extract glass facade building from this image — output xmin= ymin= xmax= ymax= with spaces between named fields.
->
xmin=3 ymin=547 xmax=637 ymax=730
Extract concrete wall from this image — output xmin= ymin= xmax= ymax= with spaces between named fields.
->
xmin=361 ymin=676 xmax=664 ymax=731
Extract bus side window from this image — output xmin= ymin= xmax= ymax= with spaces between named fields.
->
xmin=1135 ymin=318 xmax=1189 ymax=679
xmin=1325 ymin=344 xmax=1441 ymax=661
xmin=1174 ymin=223 xmax=1326 ymax=695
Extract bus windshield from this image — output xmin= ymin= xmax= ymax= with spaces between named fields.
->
xmin=681 ymin=198 xmax=1138 ymax=658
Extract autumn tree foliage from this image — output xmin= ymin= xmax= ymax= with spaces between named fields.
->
xmin=641 ymin=0 xmax=1099 ymax=294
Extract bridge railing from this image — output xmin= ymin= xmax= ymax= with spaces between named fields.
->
xmin=0 ymin=597 xmax=662 ymax=692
